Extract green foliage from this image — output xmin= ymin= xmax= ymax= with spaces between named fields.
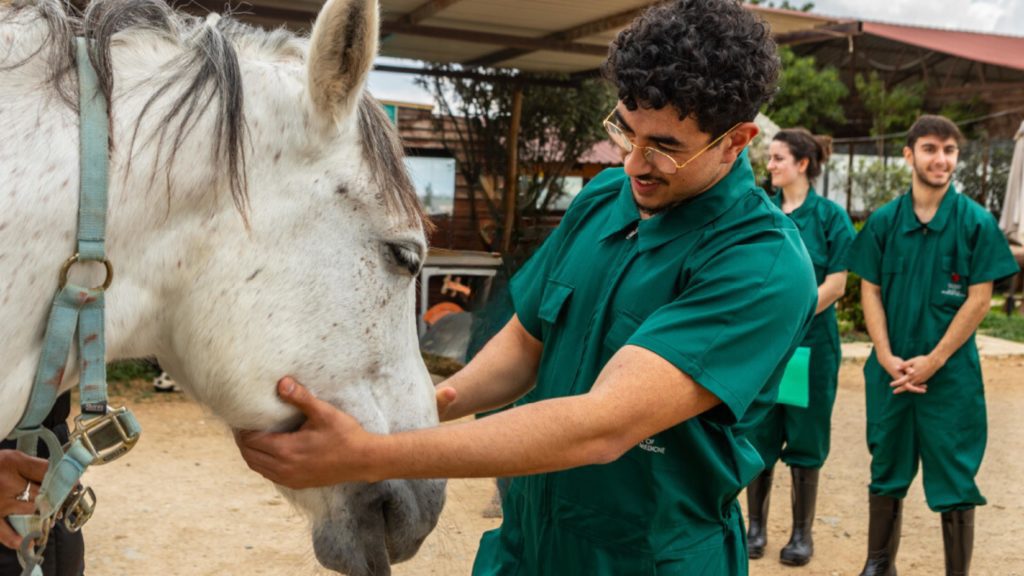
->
xmin=762 ymin=47 xmax=848 ymax=133
xmin=417 ymin=68 xmax=614 ymax=255
xmin=106 ymin=359 xmax=160 ymax=383
xmin=980 ymin=307 xmax=1024 ymax=342
xmin=854 ymin=71 xmax=924 ymax=143
xmin=957 ymin=138 xmax=1015 ymax=221
xmin=747 ymin=0 xmax=815 ymax=10
xmin=850 ymin=157 xmax=912 ymax=213
xmin=939 ymin=98 xmax=990 ymax=140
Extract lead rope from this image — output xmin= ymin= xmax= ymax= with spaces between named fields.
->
xmin=5 ymin=37 xmax=141 ymax=576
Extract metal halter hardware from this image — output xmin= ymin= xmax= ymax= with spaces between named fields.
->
xmin=59 ymin=485 xmax=97 ymax=533
xmin=66 ymin=408 xmax=140 ymax=465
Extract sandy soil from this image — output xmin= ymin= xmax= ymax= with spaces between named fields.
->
xmin=78 ymin=357 xmax=1024 ymax=576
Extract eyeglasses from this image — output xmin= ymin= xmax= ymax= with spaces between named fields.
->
xmin=602 ymin=109 xmax=740 ymax=175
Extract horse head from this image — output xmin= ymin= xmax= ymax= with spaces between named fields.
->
xmin=154 ymin=1 xmax=443 ymax=573
xmin=29 ymin=0 xmax=442 ymax=572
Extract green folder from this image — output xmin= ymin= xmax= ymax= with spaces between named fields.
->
xmin=777 ymin=347 xmax=810 ymax=408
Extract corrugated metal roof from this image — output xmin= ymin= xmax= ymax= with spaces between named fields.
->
xmin=862 ymin=21 xmax=1024 ymax=73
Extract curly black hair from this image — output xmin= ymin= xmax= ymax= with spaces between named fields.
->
xmin=602 ymin=0 xmax=780 ymax=137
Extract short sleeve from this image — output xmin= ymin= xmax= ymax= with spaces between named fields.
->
xmin=626 ymin=231 xmax=817 ymax=423
xmin=848 ymin=215 xmax=885 ymax=285
xmin=825 ymin=207 xmax=856 ymax=274
xmin=968 ymin=214 xmax=1020 ymax=284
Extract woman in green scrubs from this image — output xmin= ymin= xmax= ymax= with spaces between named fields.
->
xmin=745 ymin=128 xmax=855 ymax=566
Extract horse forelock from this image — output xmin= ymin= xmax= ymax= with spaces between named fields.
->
xmin=3 ymin=0 xmax=421 ymax=228
xmin=357 ymin=94 xmax=430 ymax=231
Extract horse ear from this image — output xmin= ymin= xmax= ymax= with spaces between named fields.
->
xmin=307 ymin=0 xmax=378 ymax=122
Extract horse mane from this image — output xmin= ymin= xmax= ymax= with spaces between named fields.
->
xmin=2 ymin=0 xmax=425 ymax=226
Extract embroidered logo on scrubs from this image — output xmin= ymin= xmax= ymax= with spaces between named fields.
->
xmin=941 ymin=272 xmax=966 ymax=298
xmin=638 ymin=438 xmax=666 ymax=455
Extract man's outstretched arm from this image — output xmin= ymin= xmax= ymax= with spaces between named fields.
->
xmin=236 ymin=344 xmax=720 ymax=489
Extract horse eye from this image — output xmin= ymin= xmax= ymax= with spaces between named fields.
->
xmin=384 ymin=242 xmax=423 ymax=276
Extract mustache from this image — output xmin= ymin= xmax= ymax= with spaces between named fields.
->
xmin=633 ymin=174 xmax=669 ymax=185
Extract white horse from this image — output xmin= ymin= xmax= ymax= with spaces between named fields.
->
xmin=0 ymin=0 xmax=444 ymax=573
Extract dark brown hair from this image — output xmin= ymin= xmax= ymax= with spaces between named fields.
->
xmin=772 ymin=128 xmax=832 ymax=181
xmin=906 ymin=115 xmax=964 ymax=149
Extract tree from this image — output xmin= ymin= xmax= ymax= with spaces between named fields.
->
xmin=417 ymin=67 xmax=614 ymax=262
xmin=762 ymin=46 xmax=848 ymax=133
xmin=854 ymin=71 xmax=924 ymax=153
xmin=747 ymin=0 xmax=815 ymax=11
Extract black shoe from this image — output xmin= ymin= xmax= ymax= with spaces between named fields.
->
xmin=859 ymin=494 xmax=903 ymax=576
xmin=779 ymin=467 xmax=818 ymax=566
xmin=746 ymin=467 xmax=774 ymax=560
xmin=942 ymin=508 xmax=974 ymax=576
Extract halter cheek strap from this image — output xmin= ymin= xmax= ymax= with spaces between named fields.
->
xmin=5 ymin=38 xmax=141 ymax=576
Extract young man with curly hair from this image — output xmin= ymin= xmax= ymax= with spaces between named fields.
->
xmin=237 ymin=0 xmax=818 ymax=572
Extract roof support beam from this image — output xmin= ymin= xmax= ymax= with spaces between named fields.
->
xmin=461 ymin=6 xmax=644 ymax=68
xmin=774 ymin=21 xmax=861 ymax=46
xmin=394 ymin=0 xmax=465 ymax=26
xmin=379 ymin=22 xmax=609 ymax=56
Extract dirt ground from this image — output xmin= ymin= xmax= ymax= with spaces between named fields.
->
xmin=79 ymin=357 xmax=1024 ymax=576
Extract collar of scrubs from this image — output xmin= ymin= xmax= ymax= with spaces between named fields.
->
xmin=772 ymin=186 xmax=819 ymax=226
xmin=601 ymin=149 xmax=757 ymax=252
xmin=898 ymin=183 xmax=958 ymax=234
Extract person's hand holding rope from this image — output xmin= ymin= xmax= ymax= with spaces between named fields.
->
xmin=0 ymin=450 xmax=47 ymax=550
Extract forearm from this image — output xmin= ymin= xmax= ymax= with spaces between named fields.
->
xmin=366 ymin=394 xmax=619 ymax=481
xmin=862 ymin=280 xmax=894 ymax=359
xmin=438 ymin=315 xmax=541 ymax=421
xmin=814 ymin=272 xmax=846 ymax=315
xmin=369 ymin=345 xmax=720 ymax=482
xmin=929 ymin=283 xmax=992 ymax=363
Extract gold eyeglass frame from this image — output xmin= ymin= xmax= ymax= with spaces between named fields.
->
xmin=602 ymin=109 xmax=741 ymax=175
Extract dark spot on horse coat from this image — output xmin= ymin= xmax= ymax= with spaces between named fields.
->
xmin=246 ymin=268 xmax=262 ymax=282
xmin=273 ymin=150 xmax=281 ymax=164
xmin=335 ymin=185 xmax=348 ymax=196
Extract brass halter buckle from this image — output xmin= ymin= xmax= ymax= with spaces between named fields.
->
xmin=60 ymin=485 xmax=97 ymax=533
xmin=58 ymin=254 xmax=114 ymax=291
xmin=68 ymin=407 xmax=139 ymax=465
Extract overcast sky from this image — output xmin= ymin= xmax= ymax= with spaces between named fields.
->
xmin=810 ymin=0 xmax=1021 ymax=34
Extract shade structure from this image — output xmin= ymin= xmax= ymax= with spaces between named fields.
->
xmin=1000 ymin=121 xmax=1024 ymax=244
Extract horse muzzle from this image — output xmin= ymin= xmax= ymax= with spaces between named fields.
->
xmin=313 ymin=478 xmax=446 ymax=576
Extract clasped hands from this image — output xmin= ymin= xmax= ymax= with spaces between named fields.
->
xmin=879 ymin=353 xmax=945 ymax=394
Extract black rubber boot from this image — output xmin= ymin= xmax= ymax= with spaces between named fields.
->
xmin=780 ymin=467 xmax=818 ymax=566
xmin=859 ymin=494 xmax=903 ymax=576
xmin=746 ymin=467 xmax=774 ymax=560
xmin=942 ymin=508 xmax=974 ymax=576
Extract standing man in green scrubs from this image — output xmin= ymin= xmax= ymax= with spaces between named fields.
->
xmin=848 ymin=115 xmax=1020 ymax=576
xmin=236 ymin=0 xmax=818 ymax=573
xmin=746 ymin=128 xmax=855 ymax=566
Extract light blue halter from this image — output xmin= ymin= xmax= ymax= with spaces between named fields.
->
xmin=5 ymin=38 xmax=142 ymax=576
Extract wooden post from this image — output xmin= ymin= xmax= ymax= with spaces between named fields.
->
xmin=501 ymin=85 xmax=523 ymax=254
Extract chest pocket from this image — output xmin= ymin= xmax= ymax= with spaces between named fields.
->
xmin=539 ymin=279 xmax=573 ymax=327
xmin=935 ymin=255 xmax=970 ymax=308
xmin=602 ymin=309 xmax=643 ymax=359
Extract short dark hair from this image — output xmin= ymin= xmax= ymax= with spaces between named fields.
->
xmin=773 ymin=128 xmax=832 ymax=181
xmin=906 ymin=115 xmax=964 ymax=149
xmin=601 ymin=0 xmax=780 ymax=138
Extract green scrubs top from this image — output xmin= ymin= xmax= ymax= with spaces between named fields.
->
xmin=472 ymin=153 xmax=817 ymax=575
xmin=749 ymin=189 xmax=855 ymax=469
xmin=848 ymin=186 xmax=1019 ymax=511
